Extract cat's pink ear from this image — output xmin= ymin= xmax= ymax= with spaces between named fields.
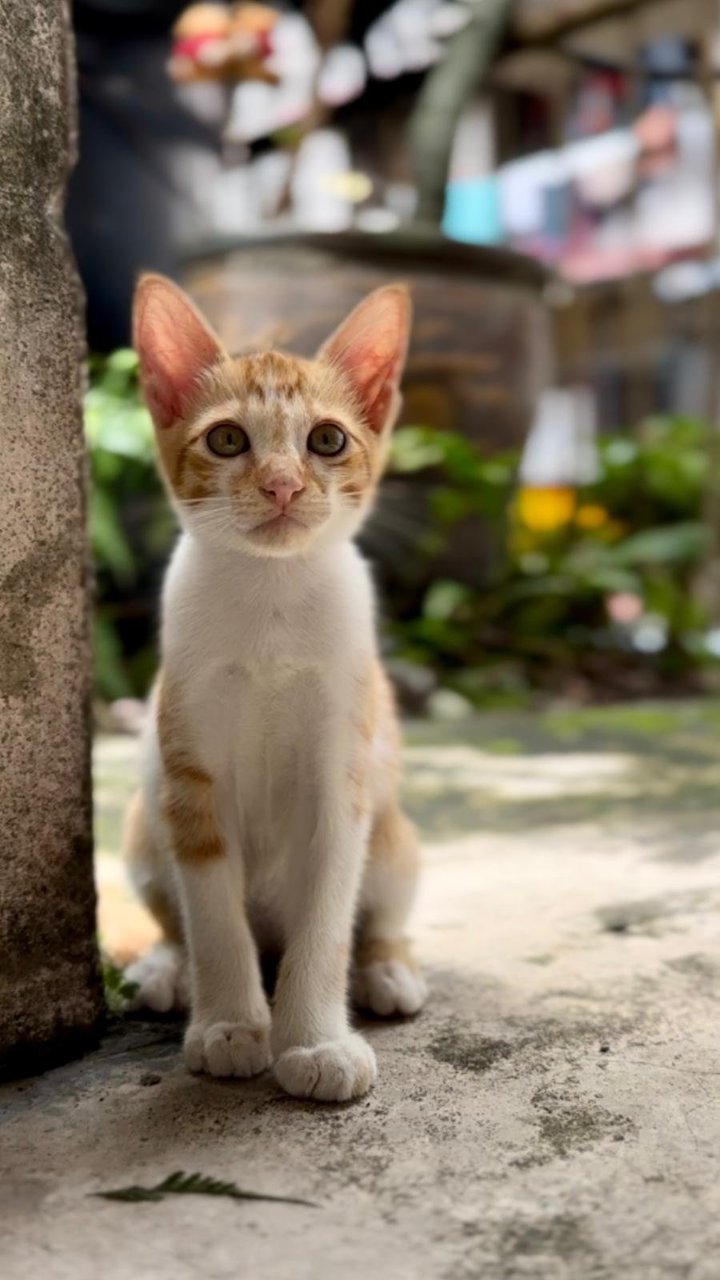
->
xmin=133 ymin=274 xmax=225 ymax=429
xmin=318 ymin=285 xmax=411 ymax=433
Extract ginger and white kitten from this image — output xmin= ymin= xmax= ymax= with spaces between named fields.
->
xmin=123 ymin=274 xmax=427 ymax=1102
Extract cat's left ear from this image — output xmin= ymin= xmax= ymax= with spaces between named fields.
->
xmin=318 ymin=285 xmax=411 ymax=434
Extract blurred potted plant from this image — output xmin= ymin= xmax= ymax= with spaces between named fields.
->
xmin=383 ymin=414 xmax=717 ymax=705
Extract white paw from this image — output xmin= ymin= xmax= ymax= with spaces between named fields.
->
xmin=124 ymin=945 xmax=188 ymax=1014
xmin=184 ymin=1020 xmax=272 ymax=1078
xmin=355 ymin=960 xmax=428 ymax=1017
xmin=274 ymin=1034 xmax=377 ymax=1102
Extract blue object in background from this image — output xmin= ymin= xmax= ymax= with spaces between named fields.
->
xmin=443 ymin=177 xmax=503 ymax=245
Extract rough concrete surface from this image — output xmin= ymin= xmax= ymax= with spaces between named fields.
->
xmin=0 ymin=3 xmax=102 ymax=1062
xmin=3 ymin=702 xmax=720 ymax=1279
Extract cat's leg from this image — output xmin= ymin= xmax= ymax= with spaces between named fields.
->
xmin=122 ymin=789 xmax=188 ymax=1013
xmin=271 ymin=732 xmax=377 ymax=1102
xmin=354 ymin=805 xmax=428 ymax=1017
xmin=177 ymin=854 xmax=272 ymax=1079
xmin=160 ymin=765 xmax=271 ymax=1078
xmin=156 ymin=677 xmax=271 ymax=1077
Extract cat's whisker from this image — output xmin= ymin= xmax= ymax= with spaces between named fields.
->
xmin=365 ymin=507 xmax=428 ymax=545
xmin=183 ymin=509 xmax=244 ymax=541
xmin=371 ymin=500 xmax=427 ymax=530
xmin=180 ymin=496 xmax=234 ymax=509
xmin=183 ymin=503 xmax=234 ymax=522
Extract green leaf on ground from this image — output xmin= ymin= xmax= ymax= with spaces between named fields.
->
xmin=94 ymin=1170 xmax=317 ymax=1208
xmin=101 ymin=955 xmax=139 ymax=1015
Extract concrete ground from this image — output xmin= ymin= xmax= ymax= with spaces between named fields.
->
xmin=3 ymin=701 xmax=720 ymax=1279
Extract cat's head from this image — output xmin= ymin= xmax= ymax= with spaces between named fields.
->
xmin=133 ymin=274 xmax=411 ymax=558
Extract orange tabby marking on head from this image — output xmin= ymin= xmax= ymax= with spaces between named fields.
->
xmin=146 ymin=329 xmax=388 ymax=529
xmin=173 ymin=437 xmax=216 ymax=498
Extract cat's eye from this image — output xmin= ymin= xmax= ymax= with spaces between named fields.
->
xmin=206 ymin=422 xmax=250 ymax=457
xmin=308 ymin=422 xmax=347 ymax=457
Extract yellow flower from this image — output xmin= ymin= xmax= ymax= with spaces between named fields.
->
xmin=575 ymin=503 xmax=609 ymax=530
xmin=516 ymin=486 xmax=576 ymax=532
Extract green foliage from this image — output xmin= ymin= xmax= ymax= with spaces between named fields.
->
xmin=94 ymin=1170 xmax=317 ymax=1208
xmin=387 ymin=415 xmax=718 ymax=701
xmin=101 ymin=954 xmax=138 ymax=1015
xmin=86 ymin=351 xmax=175 ymax=700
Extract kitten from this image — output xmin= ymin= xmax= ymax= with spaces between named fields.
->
xmin=123 ymin=274 xmax=427 ymax=1101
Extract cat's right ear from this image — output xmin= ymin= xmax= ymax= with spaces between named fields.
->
xmin=133 ymin=274 xmax=225 ymax=429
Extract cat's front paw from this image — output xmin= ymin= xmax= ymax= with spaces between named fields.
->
xmin=184 ymin=1020 xmax=271 ymax=1078
xmin=274 ymin=1034 xmax=377 ymax=1102
xmin=355 ymin=960 xmax=428 ymax=1017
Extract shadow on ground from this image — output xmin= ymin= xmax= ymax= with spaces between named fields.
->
xmin=402 ymin=701 xmax=720 ymax=861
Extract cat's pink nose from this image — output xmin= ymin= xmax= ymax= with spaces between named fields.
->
xmin=261 ymin=478 xmax=304 ymax=511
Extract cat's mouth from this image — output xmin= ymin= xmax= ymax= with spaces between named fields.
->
xmin=252 ymin=513 xmax=307 ymax=535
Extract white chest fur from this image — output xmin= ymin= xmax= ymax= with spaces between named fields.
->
xmin=162 ymin=533 xmax=376 ymax=684
xmin=157 ymin=534 xmax=377 ymax=874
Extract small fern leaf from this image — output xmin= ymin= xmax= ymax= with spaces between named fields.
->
xmin=155 ymin=1171 xmax=193 ymax=1193
xmin=157 ymin=1170 xmax=317 ymax=1207
xmin=94 ymin=1170 xmax=317 ymax=1208
xmin=94 ymin=1186 xmax=164 ymax=1203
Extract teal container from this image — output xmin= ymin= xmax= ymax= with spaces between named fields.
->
xmin=443 ymin=177 xmax=503 ymax=246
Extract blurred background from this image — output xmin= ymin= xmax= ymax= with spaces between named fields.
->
xmin=77 ymin=0 xmax=720 ymax=727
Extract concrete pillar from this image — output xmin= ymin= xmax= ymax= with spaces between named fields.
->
xmin=0 ymin=4 xmax=103 ymax=1070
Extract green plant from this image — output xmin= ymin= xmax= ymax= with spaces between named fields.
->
xmin=86 ymin=350 xmax=175 ymax=700
xmin=386 ymin=416 xmax=718 ymax=701
xmin=101 ymin=953 xmax=139 ymax=1015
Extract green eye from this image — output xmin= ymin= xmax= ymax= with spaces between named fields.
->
xmin=308 ymin=422 xmax=346 ymax=457
xmin=206 ymin=422 xmax=250 ymax=457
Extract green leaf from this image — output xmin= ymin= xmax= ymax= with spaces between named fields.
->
xmin=430 ymin=487 xmax=476 ymax=524
xmin=102 ymin=958 xmax=138 ymax=999
xmin=85 ymin=393 xmax=154 ymax=461
xmin=89 ymin=487 xmax=136 ymax=584
xmin=611 ymin=523 xmax=706 ymax=566
xmin=107 ymin=348 xmax=140 ymax=373
xmin=93 ymin=615 xmax=133 ymax=702
xmin=101 ymin=955 xmax=139 ymax=1015
xmin=423 ymin=579 xmax=472 ymax=620
xmin=389 ymin=426 xmax=445 ymax=473
xmin=97 ymin=1187 xmax=165 ymax=1203
xmin=94 ymin=1171 xmax=317 ymax=1208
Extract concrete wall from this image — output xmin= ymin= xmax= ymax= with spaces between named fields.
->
xmin=0 ymin=2 xmax=103 ymax=1070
